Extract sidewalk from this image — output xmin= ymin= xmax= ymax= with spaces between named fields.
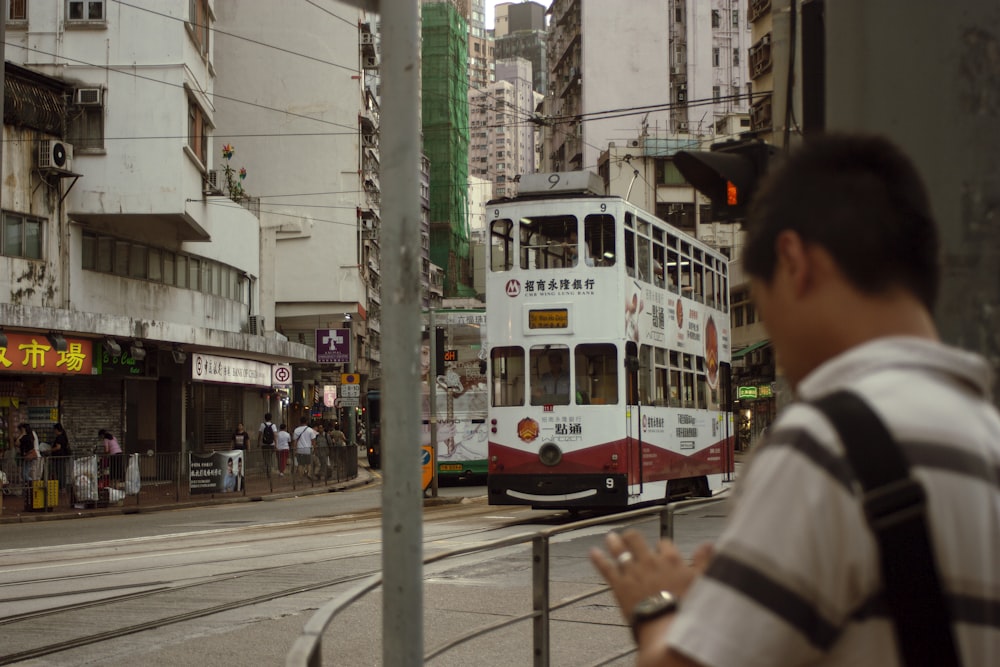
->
xmin=0 ymin=449 xmax=380 ymax=524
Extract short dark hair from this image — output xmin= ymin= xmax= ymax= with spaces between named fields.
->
xmin=300 ymin=415 xmax=309 ymax=424
xmin=264 ymin=413 xmax=273 ymax=421
xmin=743 ymin=133 xmax=940 ymax=311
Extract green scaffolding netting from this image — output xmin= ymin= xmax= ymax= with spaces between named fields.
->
xmin=422 ymin=2 xmax=471 ymax=296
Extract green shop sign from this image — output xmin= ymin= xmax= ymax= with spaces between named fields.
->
xmin=738 ymin=386 xmax=758 ymax=400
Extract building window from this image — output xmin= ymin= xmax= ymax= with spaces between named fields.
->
xmin=69 ymin=100 xmax=104 ymax=151
xmin=733 ymin=48 xmax=740 ymax=66
xmin=188 ymin=98 xmax=208 ymax=165
xmin=732 ymin=9 xmax=739 ymax=27
xmin=712 ymin=85 xmax=721 ymax=102
xmin=674 ymin=6 xmax=682 ymax=22
xmin=711 ymin=10 xmax=720 ymax=28
xmin=67 ymin=0 xmax=104 ymax=21
xmin=712 ymin=48 xmax=720 ymax=67
xmin=188 ymin=0 xmax=210 ymax=55
xmin=81 ymin=231 xmax=247 ymax=303
xmin=2 ymin=212 xmax=43 ymax=259
xmin=9 ymin=0 xmax=26 ymax=21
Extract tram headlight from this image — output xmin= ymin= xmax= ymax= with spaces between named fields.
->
xmin=538 ymin=442 xmax=563 ymax=467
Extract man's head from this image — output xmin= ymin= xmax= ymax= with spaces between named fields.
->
xmin=744 ymin=133 xmax=939 ymax=311
xmin=743 ymin=134 xmax=941 ymax=386
xmin=264 ymin=413 xmax=272 ymax=422
xmin=548 ymin=352 xmax=565 ymax=373
xmin=300 ymin=415 xmax=309 ymax=425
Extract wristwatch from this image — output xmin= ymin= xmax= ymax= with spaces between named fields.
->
xmin=630 ymin=591 xmax=678 ymax=642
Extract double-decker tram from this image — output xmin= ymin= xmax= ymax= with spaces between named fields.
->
xmin=486 ymin=172 xmax=734 ymax=510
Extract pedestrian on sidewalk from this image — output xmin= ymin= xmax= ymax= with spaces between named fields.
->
xmin=258 ymin=413 xmax=278 ymax=475
xmin=275 ymin=423 xmax=291 ymax=476
xmin=291 ymin=417 xmax=316 ymax=480
xmin=98 ymin=429 xmax=123 ymax=485
xmin=49 ymin=423 xmax=72 ymax=488
xmin=232 ymin=423 xmax=250 ymax=452
xmin=311 ymin=422 xmax=331 ymax=482
xmin=590 ymin=134 xmax=1000 ymax=667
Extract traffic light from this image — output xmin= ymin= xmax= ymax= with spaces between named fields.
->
xmin=434 ymin=326 xmax=446 ymax=375
xmin=674 ymin=139 xmax=778 ymax=222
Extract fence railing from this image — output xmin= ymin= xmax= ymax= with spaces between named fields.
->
xmin=0 ymin=446 xmax=359 ymax=514
xmin=287 ymin=493 xmax=729 ymax=667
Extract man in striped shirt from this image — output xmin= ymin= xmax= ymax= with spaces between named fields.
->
xmin=591 ymin=134 xmax=1000 ymax=666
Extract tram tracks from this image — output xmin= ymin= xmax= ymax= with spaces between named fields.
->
xmin=0 ymin=502 xmax=546 ymax=664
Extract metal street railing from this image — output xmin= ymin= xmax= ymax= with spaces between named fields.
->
xmin=287 ymin=493 xmax=728 ymax=667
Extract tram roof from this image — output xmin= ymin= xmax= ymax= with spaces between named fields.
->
xmin=488 ymin=171 xmax=610 ymax=205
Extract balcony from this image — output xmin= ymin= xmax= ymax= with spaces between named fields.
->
xmin=749 ymin=33 xmax=773 ymax=79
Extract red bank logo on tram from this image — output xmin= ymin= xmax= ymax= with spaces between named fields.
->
xmin=505 ymin=279 xmax=521 ymax=297
xmin=517 ymin=417 xmax=539 ymax=443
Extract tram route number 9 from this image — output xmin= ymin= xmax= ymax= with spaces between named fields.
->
xmin=606 ymin=477 xmax=615 ymax=489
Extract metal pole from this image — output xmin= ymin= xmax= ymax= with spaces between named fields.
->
xmin=380 ymin=0 xmax=423 ymax=665
xmin=531 ymin=536 xmax=551 ymax=667
xmin=428 ymin=309 xmax=438 ymax=497
xmin=1 ymin=5 xmax=5 ymax=214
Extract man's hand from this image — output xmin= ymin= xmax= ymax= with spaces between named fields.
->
xmin=589 ymin=530 xmax=712 ymax=624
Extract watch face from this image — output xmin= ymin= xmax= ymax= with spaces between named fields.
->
xmin=634 ymin=591 xmax=677 ymax=617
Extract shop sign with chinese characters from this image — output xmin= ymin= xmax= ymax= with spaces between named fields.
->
xmin=0 ymin=333 xmax=94 ymax=375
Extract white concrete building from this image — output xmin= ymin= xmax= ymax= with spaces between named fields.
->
xmin=544 ymin=0 xmax=751 ymax=172
xmin=0 ymin=1 xmax=312 ymax=455
xmin=212 ymin=1 xmax=379 ymax=395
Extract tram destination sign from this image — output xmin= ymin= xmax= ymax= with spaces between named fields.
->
xmin=528 ymin=308 xmax=569 ymax=329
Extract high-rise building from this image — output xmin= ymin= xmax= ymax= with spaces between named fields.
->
xmin=543 ymin=0 xmax=751 ymax=172
xmin=212 ymin=1 xmax=381 ymax=395
xmin=494 ymin=1 xmax=549 ymax=95
xmin=469 ymin=58 xmax=538 ymax=198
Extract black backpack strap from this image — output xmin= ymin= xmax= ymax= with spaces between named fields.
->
xmin=812 ymin=390 xmax=961 ymax=667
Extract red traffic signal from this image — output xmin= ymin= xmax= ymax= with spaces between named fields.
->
xmin=675 ymin=139 xmax=778 ymax=222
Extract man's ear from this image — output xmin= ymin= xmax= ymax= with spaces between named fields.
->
xmin=774 ymin=230 xmax=813 ymax=296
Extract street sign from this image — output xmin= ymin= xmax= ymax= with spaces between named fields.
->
xmin=335 ymin=397 xmax=359 ymax=408
xmin=341 ymin=373 xmax=360 ymax=384
xmin=273 ymin=363 xmax=292 ymax=386
xmin=341 ymin=383 xmax=361 ymax=398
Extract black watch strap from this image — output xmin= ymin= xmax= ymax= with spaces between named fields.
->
xmin=630 ymin=591 xmax=678 ymax=642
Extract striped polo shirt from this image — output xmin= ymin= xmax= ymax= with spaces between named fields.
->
xmin=666 ymin=337 xmax=1000 ymax=667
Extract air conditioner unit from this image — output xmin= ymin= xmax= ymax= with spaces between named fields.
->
xmin=678 ymin=122 xmax=689 ymax=132
xmin=363 ymin=55 xmax=378 ymax=69
xmin=361 ymin=33 xmax=375 ymax=45
xmin=204 ymin=169 xmax=226 ymax=194
xmin=248 ymin=315 xmax=265 ymax=335
xmin=670 ymin=66 xmax=682 ymax=76
xmin=38 ymin=140 xmax=73 ymax=172
xmin=75 ymin=87 xmax=103 ymax=106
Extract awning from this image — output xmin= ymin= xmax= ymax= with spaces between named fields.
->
xmin=732 ymin=339 xmax=770 ymax=359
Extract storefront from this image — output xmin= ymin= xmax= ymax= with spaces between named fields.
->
xmin=0 ymin=331 xmax=98 ymax=470
xmin=186 ymin=353 xmax=284 ymax=451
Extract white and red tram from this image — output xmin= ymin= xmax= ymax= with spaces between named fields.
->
xmin=486 ymin=172 xmax=735 ymax=509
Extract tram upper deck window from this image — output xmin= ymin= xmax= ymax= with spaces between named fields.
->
xmin=637 ymin=236 xmax=651 ymax=283
xmin=584 ymin=213 xmax=615 ymax=266
xmin=491 ymin=346 xmax=525 ymax=407
xmin=519 ymin=215 xmax=578 ymax=270
xmin=490 ymin=219 xmax=514 ymax=271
